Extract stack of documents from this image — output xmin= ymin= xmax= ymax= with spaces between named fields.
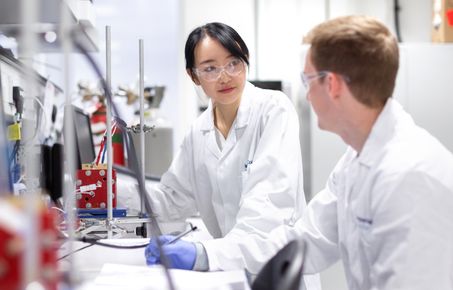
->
xmin=78 ymin=263 xmax=250 ymax=290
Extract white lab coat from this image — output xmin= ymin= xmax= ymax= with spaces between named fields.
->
xmin=244 ymin=98 xmax=453 ymax=290
xmin=149 ymin=82 xmax=320 ymax=289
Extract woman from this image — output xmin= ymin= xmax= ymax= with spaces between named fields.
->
xmin=145 ymin=22 xmax=317 ymax=287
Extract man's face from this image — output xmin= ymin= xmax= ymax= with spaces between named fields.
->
xmin=303 ymin=50 xmax=335 ymax=132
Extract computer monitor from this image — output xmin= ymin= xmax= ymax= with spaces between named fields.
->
xmin=42 ymin=106 xmax=96 ymax=202
xmin=249 ymin=80 xmax=283 ymax=91
xmin=73 ymin=106 xmax=96 ymax=168
xmin=41 ymin=105 xmax=94 ymax=203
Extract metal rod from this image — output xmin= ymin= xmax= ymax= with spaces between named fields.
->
xmin=139 ymin=39 xmax=146 ymax=216
xmin=19 ymin=0 xmax=41 ymax=289
xmin=60 ymin=0 xmax=77 ymax=287
xmin=254 ymin=0 xmax=260 ymax=79
xmin=167 ymin=226 xmax=198 ymax=244
xmin=20 ymin=0 xmax=39 ymax=287
xmin=325 ymin=0 xmax=331 ymax=20
xmin=106 ymin=26 xmax=113 ymax=238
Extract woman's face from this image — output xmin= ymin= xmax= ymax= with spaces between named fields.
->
xmin=190 ymin=36 xmax=247 ymax=107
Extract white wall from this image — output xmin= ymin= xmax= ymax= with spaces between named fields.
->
xmin=395 ymin=43 xmax=453 ymax=153
xmin=329 ymin=0 xmax=432 ymax=42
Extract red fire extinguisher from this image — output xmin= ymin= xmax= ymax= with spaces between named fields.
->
xmin=91 ymin=103 xmax=125 ymax=166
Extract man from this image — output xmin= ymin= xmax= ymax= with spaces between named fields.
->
xmin=260 ymin=15 xmax=453 ymax=290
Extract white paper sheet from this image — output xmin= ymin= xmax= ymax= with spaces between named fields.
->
xmin=83 ymin=263 xmax=250 ymax=290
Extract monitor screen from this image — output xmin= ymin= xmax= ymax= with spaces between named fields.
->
xmin=249 ymin=80 xmax=283 ymax=91
xmin=73 ymin=106 xmax=95 ymax=167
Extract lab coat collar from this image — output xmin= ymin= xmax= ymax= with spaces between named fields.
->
xmin=357 ymin=98 xmax=412 ymax=167
xmin=200 ymin=101 xmax=215 ymax=131
xmin=199 ymin=82 xmax=254 ymax=132
xmin=234 ymin=82 xmax=254 ymax=129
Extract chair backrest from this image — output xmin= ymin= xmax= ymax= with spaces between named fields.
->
xmin=252 ymin=239 xmax=305 ymax=290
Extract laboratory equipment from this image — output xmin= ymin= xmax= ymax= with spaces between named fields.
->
xmin=252 ymin=239 xmax=305 ymax=290
xmin=75 ymin=163 xmax=117 ymax=209
xmin=131 ymin=86 xmax=173 ymax=177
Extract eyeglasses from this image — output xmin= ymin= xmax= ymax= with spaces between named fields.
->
xmin=300 ymin=71 xmax=329 ymax=90
xmin=193 ymin=58 xmax=244 ymax=82
xmin=300 ymin=71 xmax=351 ymax=90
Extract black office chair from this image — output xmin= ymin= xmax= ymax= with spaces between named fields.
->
xmin=252 ymin=239 xmax=305 ymax=290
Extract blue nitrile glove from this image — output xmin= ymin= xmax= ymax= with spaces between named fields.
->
xmin=144 ymin=235 xmax=196 ymax=270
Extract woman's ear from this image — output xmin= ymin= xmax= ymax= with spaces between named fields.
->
xmin=187 ymin=69 xmax=201 ymax=85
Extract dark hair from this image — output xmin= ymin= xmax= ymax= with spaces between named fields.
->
xmin=184 ymin=22 xmax=249 ymax=70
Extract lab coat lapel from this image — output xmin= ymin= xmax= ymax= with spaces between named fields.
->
xmin=219 ymin=129 xmax=236 ymax=160
xmin=206 ymin=130 xmax=221 ymax=159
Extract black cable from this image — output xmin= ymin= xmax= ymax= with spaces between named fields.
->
xmin=8 ymin=140 xmax=20 ymax=185
xmin=58 ymin=244 xmax=94 ymax=261
xmin=9 ymin=140 xmax=20 ymax=165
xmin=394 ymin=0 xmax=402 ymax=42
xmin=71 ymin=30 xmax=176 ymax=290
xmin=76 ymin=237 xmax=149 ymax=249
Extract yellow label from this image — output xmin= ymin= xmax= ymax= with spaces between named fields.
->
xmin=8 ymin=123 xmax=21 ymax=141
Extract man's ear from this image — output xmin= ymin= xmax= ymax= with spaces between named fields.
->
xmin=327 ymin=72 xmax=343 ymax=101
xmin=187 ymin=69 xmax=201 ymax=85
